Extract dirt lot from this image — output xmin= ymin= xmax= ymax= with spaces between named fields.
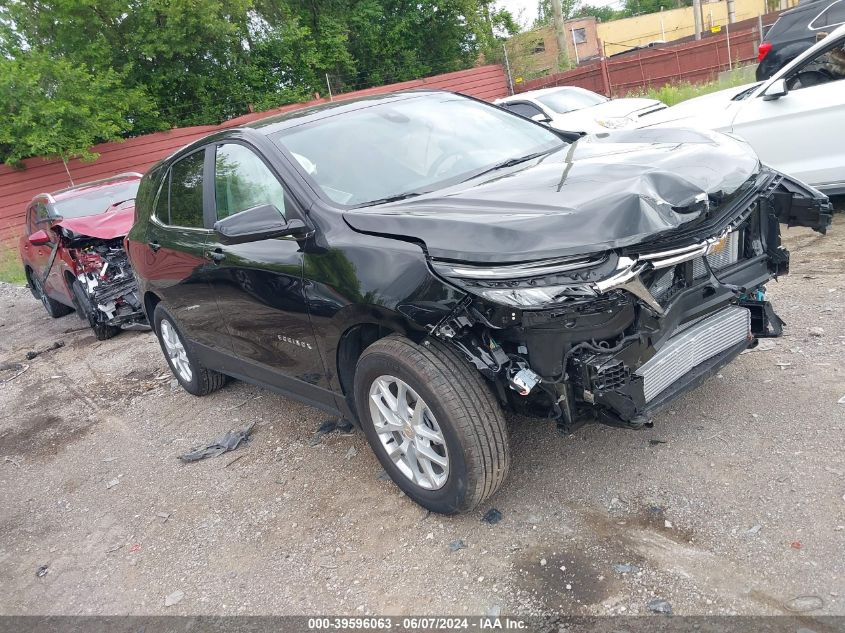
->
xmin=0 ymin=218 xmax=843 ymax=618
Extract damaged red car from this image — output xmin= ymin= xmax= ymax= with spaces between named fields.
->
xmin=18 ymin=173 xmax=148 ymax=339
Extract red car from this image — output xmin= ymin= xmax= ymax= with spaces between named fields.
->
xmin=18 ymin=173 xmax=149 ymax=339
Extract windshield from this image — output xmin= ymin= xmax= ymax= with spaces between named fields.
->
xmin=536 ymin=88 xmax=607 ymax=114
xmin=53 ymin=180 xmax=140 ymax=219
xmin=271 ymin=94 xmax=564 ymax=206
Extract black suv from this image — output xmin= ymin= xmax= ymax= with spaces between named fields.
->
xmin=758 ymin=0 xmax=845 ymax=79
xmin=127 ymin=91 xmax=831 ymax=514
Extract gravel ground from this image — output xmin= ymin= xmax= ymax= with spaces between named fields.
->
xmin=0 ymin=218 xmax=843 ymax=617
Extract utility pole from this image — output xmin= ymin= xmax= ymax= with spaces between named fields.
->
xmin=693 ymin=0 xmax=703 ymax=39
xmin=727 ymin=0 xmax=736 ymax=23
xmin=550 ymin=0 xmax=570 ymax=70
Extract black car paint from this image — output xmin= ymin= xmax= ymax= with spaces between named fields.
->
xmin=757 ymin=0 xmax=844 ymax=79
xmin=127 ymin=91 xmax=832 ymax=432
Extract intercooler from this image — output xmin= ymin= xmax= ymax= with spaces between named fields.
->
xmin=636 ymin=305 xmax=751 ymax=402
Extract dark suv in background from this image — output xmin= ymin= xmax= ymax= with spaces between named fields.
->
xmin=758 ymin=0 xmax=845 ymax=79
xmin=127 ymin=91 xmax=830 ymax=514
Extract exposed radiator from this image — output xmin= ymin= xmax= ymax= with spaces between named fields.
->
xmin=636 ymin=305 xmax=751 ymax=402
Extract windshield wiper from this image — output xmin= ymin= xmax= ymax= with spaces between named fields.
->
xmin=361 ymin=191 xmax=426 ymax=207
xmin=463 ymin=148 xmax=558 ymax=182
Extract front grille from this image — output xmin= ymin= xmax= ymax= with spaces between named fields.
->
xmin=635 ymin=305 xmax=751 ymax=402
xmin=593 ymin=360 xmax=629 ymax=391
xmin=692 ymin=230 xmax=741 ymax=278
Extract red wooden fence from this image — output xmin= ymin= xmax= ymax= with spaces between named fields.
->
xmin=518 ymin=27 xmax=760 ymax=96
xmin=0 ymin=64 xmax=508 ymax=243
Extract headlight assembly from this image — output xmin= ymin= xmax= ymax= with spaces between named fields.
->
xmin=431 ymin=254 xmax=615 ymax=308
xmin=596 ymin=116 xmax=634 ymax=129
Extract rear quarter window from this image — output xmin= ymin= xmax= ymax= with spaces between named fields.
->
xmin=810 ymin=0 xmax=845 ymax=29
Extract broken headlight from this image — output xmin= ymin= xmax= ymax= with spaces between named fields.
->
xmin=431 ymin=253 xmax=616 ymax=308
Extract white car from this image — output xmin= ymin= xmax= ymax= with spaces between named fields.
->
xmin=495 ymin=86 xmax=667 ymax=135
xmin=638 ymin=24 xmax=845 ymax=195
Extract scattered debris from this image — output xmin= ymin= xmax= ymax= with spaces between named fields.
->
xmin=156 ymin=512 xmax=171 ymax=521
xmin=164 ymin=590 xmax=184 ymax=607
xmin=664 ymin=520 xmax=673 ymax=529
xmin=129 ymin=543 xmax=141 ymax=553
xmin=345 ymin=446 xmax=358 ymax=460
xmin=784 ymin=595 xmax=824 ymax=613
xmin=790 ymin=541 xmax=803 ymax=550
xmin=647 ymin=598 xmax=673 ymax=615
xmin=745 ymin=524 xmax=763 ymax=535
xmin=540 ymin=558 xmax=547 ymax=567
xmin=25 ymin=341 xmax=64 ymax=361
xmin=741 ymin=339 xmax=776 ymax=354
xmin=838 ymin=395 xmax=845 ymax=405
xmin=35 ymin=565 xmax=49 ymax=578
xmin=0 ymin=361 xmax=29 ymax=385
xmin=106 ymin=478 xmax=120 ymax=489
xmin=448 ymin=539 xmax=466 ymax=552
xmin=224 ymin=454 xmax=246 ymax=469
xmin=481 ymin=508 xmax=502 ymax=524
xmin=310 ymin=419 xmax=355 ymax=445
xmin=809 ymin=327 xmax=824 ymax=337
xmin=425 ymin=532 xmax=433 ymax=540
xmin=179 ymin=422 xmax=255 ymax=462
xmin=775 ymin=362 xmax=793 ymax=369
xmin=648 ymin=439 xmax=668 ymax=446
xmin=613 ymin=564 xmax=640 ymax=574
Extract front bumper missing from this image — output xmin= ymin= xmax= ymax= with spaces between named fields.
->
xmin=430 ymin=169 xmax=829 ymax=433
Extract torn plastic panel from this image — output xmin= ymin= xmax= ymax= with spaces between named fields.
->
xmin=425 ymin=168 xmax=830 ymax=434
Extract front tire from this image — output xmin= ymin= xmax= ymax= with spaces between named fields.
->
xmin=71 ymin=279 xmax=120 ymax=340
xmin=153 ymin=304 xmax=227 ymax=396
xmin=30 ymin=271 xmax=73 ymax=318
xmin=354 ymin=335 xmax=510 ymax=514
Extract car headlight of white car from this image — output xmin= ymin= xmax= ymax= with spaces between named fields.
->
xmin=596 ymin=116 xmax=634 ymax=129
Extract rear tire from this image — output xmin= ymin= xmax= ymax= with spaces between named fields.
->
xmin=354 ymin=335 xmax=510 ymax=514
xmin=153 ymin=304 xmax=227 ymax=396
xmin=30 ymin=272 xmax=73 ymax=318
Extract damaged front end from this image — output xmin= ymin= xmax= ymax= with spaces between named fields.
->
xmin=428 ymin=169 xmax=832 ymax=433
xmin=60 ymin=229 xmax=148 ymax=339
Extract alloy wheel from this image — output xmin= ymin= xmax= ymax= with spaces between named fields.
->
xmin=160 ymin=319 xmax=193 ymax=382
xmin=368 ymin=375 xmax=449 ymax=490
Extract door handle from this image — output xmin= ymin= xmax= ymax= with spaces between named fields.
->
xmin=148 ymin=240 xmax=161 ymax=252
xmin=205 ymin=249 xmax=225 ymax=263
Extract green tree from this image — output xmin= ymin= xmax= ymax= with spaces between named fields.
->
xmin=0 ymin=51 xmax=154 ymax=174
xmin=572 ymin=3 xmax=621 ymax=21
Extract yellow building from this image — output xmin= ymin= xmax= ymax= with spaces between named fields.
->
xmin=598 ymin=0 xmax=798 ymax=56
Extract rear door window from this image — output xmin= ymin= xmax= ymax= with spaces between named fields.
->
xmin=168 ymin=151 xmax=205 ymax=228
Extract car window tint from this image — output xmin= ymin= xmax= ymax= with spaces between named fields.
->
xmin=787 ymin=41 xmax=845 ymax=89
xmin=169 ymin=152 xmax=205 ymax=228
xmin=810 ymin=0 xmax=845 ymax=28
xmin=154 ymin=171 xmax=171 ymax=224
xmin=214 ymin=144 xmax=286 ymax=220
xmin=504 ymin=102 xmax=544 ymax=118
xmin=35 ymin=202 xmax=50 ymax=223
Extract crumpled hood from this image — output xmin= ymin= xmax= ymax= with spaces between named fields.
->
xmin=343 ymin=128 xmax=760 ymax=263
xmin=554 ymin=98 xmax=666 ymax=133
xmin=55 ymin=206 xmax=135 ymax=240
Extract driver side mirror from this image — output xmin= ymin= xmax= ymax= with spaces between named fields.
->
xmin=213 ymin=204 xmax=310 ymax=244
xmin=531 ymin=113 xmax=553 ymax=124
xmin=28 ymin=230 xmax=51 ymax=246
xmin=762 ymin=78 xmax=788 ymax=101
